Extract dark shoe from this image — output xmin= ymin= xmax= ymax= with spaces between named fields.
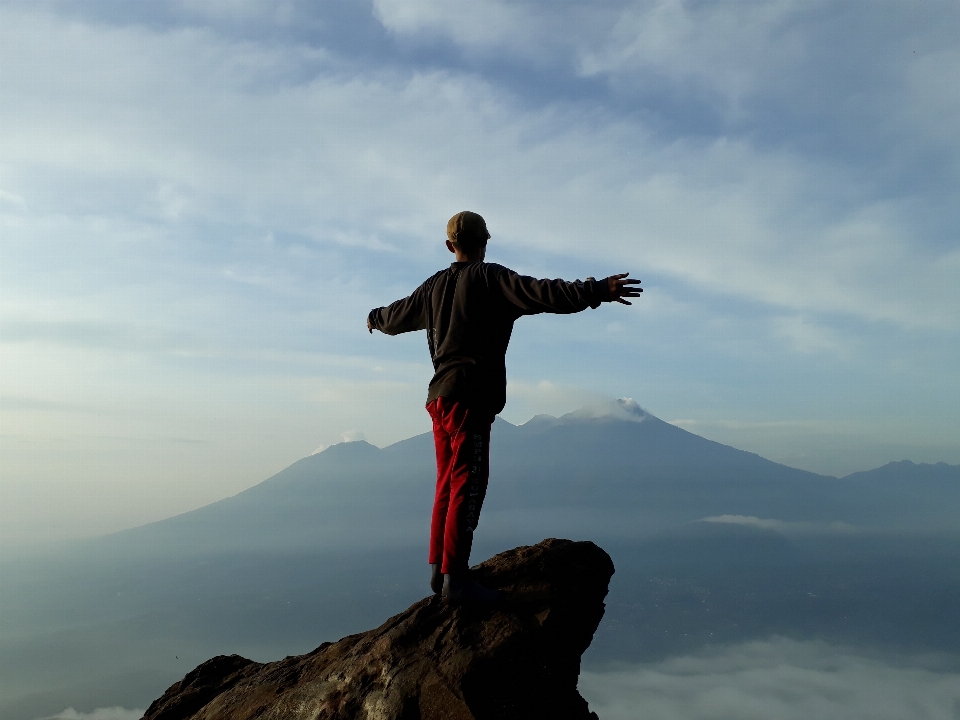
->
xmin=442 ymin=573 xmax=500 ymax=604
xmin=430 ymin=563 xmax=443 ymax=595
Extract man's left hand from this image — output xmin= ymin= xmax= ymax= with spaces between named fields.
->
xmin=605 ymin=273 xmax=643 ymax=305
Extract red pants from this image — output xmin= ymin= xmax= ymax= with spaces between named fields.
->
xmin=427 ymin=397 xmax=493 ymax=574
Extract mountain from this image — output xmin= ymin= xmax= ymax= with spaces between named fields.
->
xmin=843 ymin=458 xmax=960 ymax=483
xmin=88 ymin=402 xmax=960 ymax=561
xmin=2 ymin=403 xmax=958 ymax=720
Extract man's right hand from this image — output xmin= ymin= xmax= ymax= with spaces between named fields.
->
xmin=605 ymin=273 xmax=643 ymax=305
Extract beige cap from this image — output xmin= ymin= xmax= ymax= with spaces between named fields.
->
xmin=446 ymin=211 xmax=490 ymax=248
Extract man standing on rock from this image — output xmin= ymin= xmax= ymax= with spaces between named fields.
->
xmin=367 ymin=211 xmax=641 ymax=602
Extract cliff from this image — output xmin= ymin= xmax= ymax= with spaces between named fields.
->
xmin=142 ymin=538 xmax=614 ymax=720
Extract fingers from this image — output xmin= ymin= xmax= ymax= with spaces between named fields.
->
xmin=604 ymin=273 xmax=643 ymax=304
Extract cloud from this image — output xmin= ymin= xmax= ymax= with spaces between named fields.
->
xmin=373 ymin=0 xmax=535 ymax=53
xmin=561 ymin=397 xmax=649 ymax=423
xmin=0 ymin=189 xmax=26 ymax=205
xmin=580 ymin=637 xmax=960 ymax=720
xmin=339 ymin=429 xmax=367 ymax=443
xmin=699 ymin=515 xmax=858 ymax=536
xmin=501 ymin=380 xmax=607 ymax=425
xmin=37 ymin=708 xmax=144 ymax=720
xmin=313 ymin=428 xmax=370 ymax=455
xmin=0 ymin=319 xmax=207 ymax=354
xmin=773 ymin=314 xmax=851 ymax=357
xmin=3 ymin=5 xmax=955 ymax=332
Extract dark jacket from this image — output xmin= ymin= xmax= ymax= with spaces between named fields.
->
xmin=368 ymin=262 xmax=610 ymax=414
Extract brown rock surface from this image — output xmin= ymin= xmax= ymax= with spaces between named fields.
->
xmin=142 ymin=538 xmax=614 ymax=720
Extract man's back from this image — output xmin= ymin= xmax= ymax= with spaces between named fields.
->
xmin=368 ymin=260 xmax=609 ymax=414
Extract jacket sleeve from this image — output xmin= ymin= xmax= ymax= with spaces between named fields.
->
xmin=368 ymin=282 xmax=429 ymax=335
xmin=497 ymin=267 xmax=611 ymax=315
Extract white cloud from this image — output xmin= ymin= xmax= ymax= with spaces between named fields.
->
xmin=339 ymin=429 xmax=367 ymax=443
xmin=577 ymin=0 xmax=805 ymax=105
xmin=371 ymin=1 xmax=960 ymax=175
xmin=561 ymin=397 xmax=649 ymax=423
xmin=362 ymin=2 xmax=960 ymax=332
xmin=501 ymin=380 xmax=607 ymax=425
xmin=38 ymin=708 xmax=144 ymax=720
xmin=2 ymin=6 xmax=954 ymax=332
xmin=773 ymin=315 xmax=850 ymax=357
xmin=580 ymin=638 xmax=960 ymax=720
xmin=699 ymin=515 xmax=858 ymax=536
xmin=0 ymin=189 xmax=26 ymax=205
xmin=373 ymin=0 xmax=534 ymax=52
xmin=312 ymin=428 xmax=371 ymax=454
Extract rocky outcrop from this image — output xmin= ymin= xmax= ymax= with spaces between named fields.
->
xmin=142 ymin=538 xmax=614 ymax=720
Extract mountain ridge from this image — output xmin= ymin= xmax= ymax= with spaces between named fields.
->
xmin=84 ymin=406 xmax=960 ymax=561
xmin=119 ymin=405 xmax=960 ymax=544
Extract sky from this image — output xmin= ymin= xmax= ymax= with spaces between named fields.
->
xmin=1 ymin=0 xmax=959 ymax=546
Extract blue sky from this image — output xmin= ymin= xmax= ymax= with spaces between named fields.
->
xmin=1 ymin=0 xmax=958 ymax=545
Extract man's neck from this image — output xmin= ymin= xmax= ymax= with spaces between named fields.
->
xmin=453 ymin=248 xmax=486 ymax=263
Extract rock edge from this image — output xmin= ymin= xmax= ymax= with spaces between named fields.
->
xmin=143 ymin=538 xmax=614 ymax=720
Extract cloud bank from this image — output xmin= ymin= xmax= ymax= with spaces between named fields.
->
xmin=700 ymin=515 xmax=858 ymax=536
xmin=580 ymin=637 xmax=960 ymax=720
xmin=39 ymin=708 xmax=144 ymax=720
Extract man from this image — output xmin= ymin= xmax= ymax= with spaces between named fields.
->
xmin=367 ymin=211 xmax=641 ymax=602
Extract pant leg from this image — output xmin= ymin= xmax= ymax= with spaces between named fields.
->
xmin=436 ymin=399 xmax=492 ymax=574
xmin=427 ymin=399 xmax=455 ymax=566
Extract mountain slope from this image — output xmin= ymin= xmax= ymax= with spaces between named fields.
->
xmin=96 ymin=405 xmax=960 ymax=561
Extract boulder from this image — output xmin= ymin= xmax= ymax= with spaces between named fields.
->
xmin=142 ymin=538 xmax=614 ymax=720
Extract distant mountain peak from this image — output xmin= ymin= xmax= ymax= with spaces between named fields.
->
xmin=559 ymin=397 xmax=650 ymax=423
xmin=520 ymin=399 xmax=650 ymax=428
xmin=315 ymin=439 xmax=381 ymax=456
xmin=880 ymin=460 xmax=956 ymax=469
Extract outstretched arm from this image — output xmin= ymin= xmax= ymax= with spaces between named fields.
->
xmin=605 ymin=273 xmax=643 ymax=305
xmin=367 ymin=283 xmax=428 ymax=335
xmin=498 ymin=267 xmax=642 ymax=314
